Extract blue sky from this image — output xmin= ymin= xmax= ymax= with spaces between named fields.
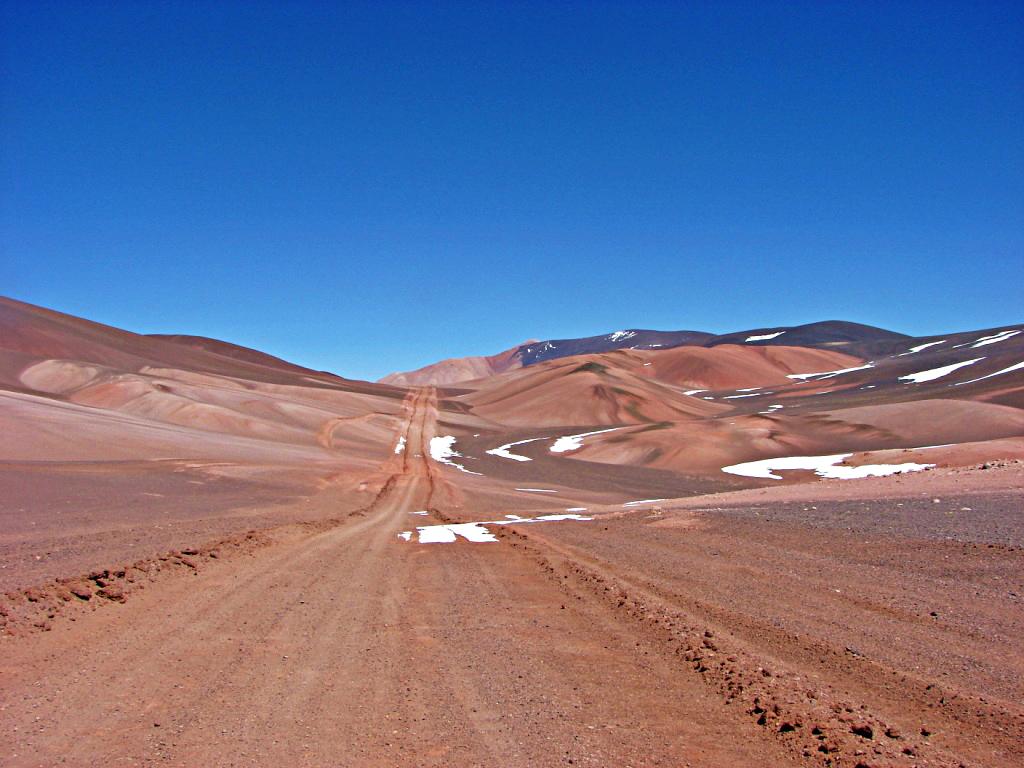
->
xmin=3 ymin=1 xmax=1022 ymax=381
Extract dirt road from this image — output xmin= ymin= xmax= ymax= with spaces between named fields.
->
xmin=0 ymin=389 xmax=789 ymax=767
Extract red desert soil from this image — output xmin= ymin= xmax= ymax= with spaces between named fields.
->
xmin=2 ymin=298 xmax=1024 ymax=767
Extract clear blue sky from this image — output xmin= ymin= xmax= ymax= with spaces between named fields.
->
xmin=3 ymin=1 xmax=1022 ymax=381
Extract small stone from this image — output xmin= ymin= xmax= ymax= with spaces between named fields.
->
xmin=851 ymin=722 xmax=874 ymax=739
xmin=68 ymin=582 xmax=93 ymax=600
xmin=98 ymin=584 xmax=126 ymax=602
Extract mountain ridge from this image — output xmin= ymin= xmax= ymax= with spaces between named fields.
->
xmin=379 ymin=320 xmax=910 ymax=386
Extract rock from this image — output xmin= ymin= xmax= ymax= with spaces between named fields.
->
xmin=98 ymin=584 xmax=126 ymax=602
xmin=68 ymin=582 xmax=93 ymax=600
xmin=851 ymin=722 xmax=874 ymax=739
xmin=24 ymin=587 xmax=46 ymax=603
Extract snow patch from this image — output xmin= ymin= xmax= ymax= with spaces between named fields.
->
xmin=683 ymin=389 xmax=707 ymax=396
xmin=428 ymin=435 xmax=482 ymax=475
xmin=897 ymin=340 xmax=946 ymax=356
xmin=516 ymin=487 xmax=558 ymax=493
xmin=608 ymin=330 xmax=637 ymax=342
xmin=404 ymin=513 xmax=593 ymax=545
xmin=550 ymin=427 xmax=623 ymax=453
xmin=745 ymin=331 xmax=785 ymax=342
xmin=899 ymin=358 xmax=983 ymax=384
xmin=954 ymin=360 xmax=1024 ymax=386
xmin=394 ymin=436 xmax=406 ymax=454
xmin=787 ymin=363 xmax=875 ymax=380
xmin=722 ymin=453 xmax=934 ymax=481
xmin=486 ymin=437 xmax=542 ymax=462
xmin=970 ymin=329 xmax=1020 ymax=348
xmin=623 ymin=498 xmax=667 ymax=507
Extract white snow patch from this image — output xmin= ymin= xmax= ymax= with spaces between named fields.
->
xmin=787 ymin=363 xmax=875 ymax=380
xmin=723 ymin=392 xmax=773 ymax=399
xmin=899 ymin=358 xmax=983 ymax=384
xmin=623 ymin=498 xmax=667 ymax=507
xmin=443 ymin=523 xmax=499 ymax=543
xmin=970 ymin=329 xmax=1020 ymax=348
xmin=608 ymin=330 xmax=636 ymax=342
xmin=955 ymin=360 xmax=1024 ymax=386
xmin=410 ymin=510 xmax=428 ymax=516
xmin=550 ymin=427 xmax=623 ymax=453
xmin=516 ymin=487 xmax=558 ymax=493
xmin=416 ymin=525 xmax=459 ymax=543
xmin=683 ymin=389 xmax=707 ymax=396
xmin=897 ymin=340 xmax=946 ymax=356
xmin=745 ymin=331 xmax=785 ymax=342
xmin=394 ymin=436 xmax=406 ymax=454
xmin=404 ymin=513 xmax=593 ymax=545
xmin=566 ymin=507 xmax=588 ymax=512
xmin=736 ymin=387 xmax=762 ymax=392
xmin=428 ymin=435 xmax=482 ymax=475
xmin=722 ymin=453 xmax=934 ymax=481
xmin=486 ymin=437 xmax=542 ymax=462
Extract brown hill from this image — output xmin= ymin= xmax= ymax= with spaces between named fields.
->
xmin=379 ymin=343 xmax=528 ymax=387
xmin=456 ymin=354 xmax=727 ymax=427
xmin=628 ymin=344 xmax=864 ymax=389
xmin=0 ymin=297 xmax=404 ymax=463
